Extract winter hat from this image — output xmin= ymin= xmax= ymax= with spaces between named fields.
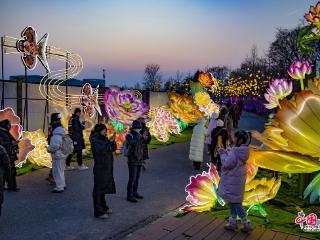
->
xmin=216 ymin=119 xmax=224 ymax=127
xmin=211 ymin=111 xmax=219 ymax=120
xmin=131 ymin=120 xmax=142 ymax=129
xmin=50 ymin=113 xmax=61 ymax=123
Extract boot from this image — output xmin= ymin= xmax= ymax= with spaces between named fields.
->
xmin=241 ymin=220 xmax=253 ymax=233
xmin=224 ymin=217 xmax=237 ymax=231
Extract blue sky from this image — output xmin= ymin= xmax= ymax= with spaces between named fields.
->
xmin=0 ymin=0 xmax=314 ymax=86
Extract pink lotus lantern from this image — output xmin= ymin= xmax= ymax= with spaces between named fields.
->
xmin=287 ymin=61 xmax=312 ymax=90
xmin=264 ymin=78 xmax=292 ymax=109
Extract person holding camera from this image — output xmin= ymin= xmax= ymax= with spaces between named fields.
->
xmin=217 ymin=130 xmax=252 ymax=233
xmin=90 ymin=124 xmax=116 ymax=219
xmin=66 ymin=108 xmax=88 ymax=171
xmin=0 ymin=120 xmax=19 ymax=191
xmin=126 ymin=120 xmax=148 ymax=203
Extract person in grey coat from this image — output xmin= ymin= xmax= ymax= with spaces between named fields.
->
xmin=218 ymin=130 xmax=252 ymax=233
xmin=0 ymin=145 xmax=11 ymax=216
xmin=90 ymin=124 xmax=116 ymax=219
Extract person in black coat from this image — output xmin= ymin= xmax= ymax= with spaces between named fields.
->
xmin=0 ymin=145 xmax=11 ymax=216
xmin=137 ymin=118 xmax=151 ymax=171
xmin=0 ymin=120 xmax=19 ymax=191
xmin=126 ymin=120 xmax=148 ymax=203
xmin=90 ymin=124 xmax=116 ymax=219
xmin=66 ymin=108 xmax=88 ymax=170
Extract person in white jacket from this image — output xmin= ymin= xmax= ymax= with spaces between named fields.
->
xmin=47 ymin=125 xmax=67 ymax=193
xmin=189 ymin=117 xmax=207 ymax=170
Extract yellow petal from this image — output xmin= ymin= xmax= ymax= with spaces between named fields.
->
xmin=250 ymin=149 xmax=320 ymax=173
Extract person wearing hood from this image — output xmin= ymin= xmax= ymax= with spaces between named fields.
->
xmin=47 ymin=116 xmax=68 ymax=193
xmin=45 ymin=113 xmax=62 ymax=185
xmin=189 ymin=117 xmax=207 ymax=170
xmin=126 ymin=120 xmax=148 ymax=203
xmin=217 ymin=130 xmax=253 ymax=233
xmin=0 ymin=145 xmax=11 ymax=215
xmin=66 ymin=108 xmax=88 ymax=171
xmin=0 ymin=119 xmax=19 ymax=191
xmin=90 ymin=124 xmax=116 ymax=219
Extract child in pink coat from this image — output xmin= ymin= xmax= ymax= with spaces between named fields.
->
xmin=218 ymin=130 xmax=253 ymax=233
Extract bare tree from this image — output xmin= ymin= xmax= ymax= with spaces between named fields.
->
xmin=143 ymin=64 xmax=162 ymax=91
xmin=134 ymin=82 xmax=142 ymax=89
xmin=267 ymin=27 xmax=315 ymax=77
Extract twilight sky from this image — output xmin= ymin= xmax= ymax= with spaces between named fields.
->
xmin=0 ymin=0 xmax=313 ymax=86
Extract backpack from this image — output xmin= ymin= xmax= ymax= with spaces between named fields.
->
xmin=61 ymin=134 xmax=74 ymax=156
xmin=122 ymin=133 xmax=132 ymax=157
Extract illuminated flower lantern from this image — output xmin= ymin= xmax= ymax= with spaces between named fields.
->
xmin=264 ymin=78 xmax=292 ymax=109
xmin=287 ymin=61 xmax=312 ymax=90
xmin=168 ymin=93 xmax=203 ymax=123
xmin=304 ymin=2 xmax=320 ymax=28
xmin=298 ymin=2 xmax=320 ymax=53
xmin=23 ymin=130 xmax=52 ymax=168
xmin=194 ymin=92 xmax=219 ymax=117
xmin=252 ymin=91 xmax=320 ymax=203
xmin=106 ymin=122 xmax=129 ymax=154
xmin=147 ymin=106 xmax=180 ymax=142
xmin=198 ymin=71 xmax=218 ymax=92
xmin=0 ymin=108 xmax=35 ymax=166
xmin=104 ymin=87 xmax=149 ymax=125
xmin=243 ymin=177 xmax=281 ymax=206
xmin=0 ymin=108 xmax=22 ymax=140
xmin=16 ymin=138 xmax=35 ymax=167
xmin=252 ymin=91 xmax=320 ymax=171
xmin=181 ymin=164 xmax=280 ymax=217
xmin=194 ymin=92 xmax=211 ymax=106
xmin=79 ymin=83 xmax=101 ymax=118
xmin=181 ymin=164 xmax=224 ymax=212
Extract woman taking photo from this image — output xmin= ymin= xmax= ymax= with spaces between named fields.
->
xmin=89 ymin=124 xmax=116 ymax=219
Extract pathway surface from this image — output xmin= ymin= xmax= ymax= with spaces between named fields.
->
xmin=123 ymin=211 xmax=315 ymax=240
xmin=0 ymin=112 xmax=266 ymax=240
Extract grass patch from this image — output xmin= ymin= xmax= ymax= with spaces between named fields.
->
xmin=16 ymin=127 xmax=193 ymax=176
xmin=16 ymin=161 xmax=44 ymax=176
xmin=148 ymin=127 xmax=193 ymax=150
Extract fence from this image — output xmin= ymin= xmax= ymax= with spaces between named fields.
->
xmin=0 ymin=79 xmax=168 ymax=134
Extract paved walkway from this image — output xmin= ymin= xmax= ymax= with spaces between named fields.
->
xmin=0 ymin=112 xmax=267 ymax=240
xmin=123 ymin=211 xmax=315 ymax=240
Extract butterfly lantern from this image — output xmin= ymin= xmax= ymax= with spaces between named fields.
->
xmin=16 ymin=26 xmax=50 ymax=72
xmin=79 ymin=83 xmax=102 ymax=118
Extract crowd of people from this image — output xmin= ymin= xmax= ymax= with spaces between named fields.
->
xmin=0 ymin=101 xmax=252 ymax=232
xmin=189 ymin=100 xmax=252 ymax=233
xmin=0 ymin=108 xmax=151 ymax=220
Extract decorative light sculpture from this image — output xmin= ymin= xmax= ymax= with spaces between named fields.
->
xmin=79 ymin=83 xmax=101 ymax=118
xmin=16 ymin=26 xmax=50 ymax=71
xmin=168 ymin=93 xmax=203 ymax=123
xmin=147 ymin=106 xmax=180 ymax=142
xmin=287 ymin=61 xmax=312 ymax=90
xmin=22 ymin=130 xmax=52 ymax=168
xmin=264 ymin=78 xmax=292 ymax=109
xmin=198 ymin=71 xmax=218 ymax=92
xmin=181 ymin=164 xmax=281 ymax=217
xmin=194 ymin=92 xmax=219 ymax=117
xmin=4 ymin=26 xmax=84 ymax=107
xmin=104 ymin=87 xmax=149 ymax=125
